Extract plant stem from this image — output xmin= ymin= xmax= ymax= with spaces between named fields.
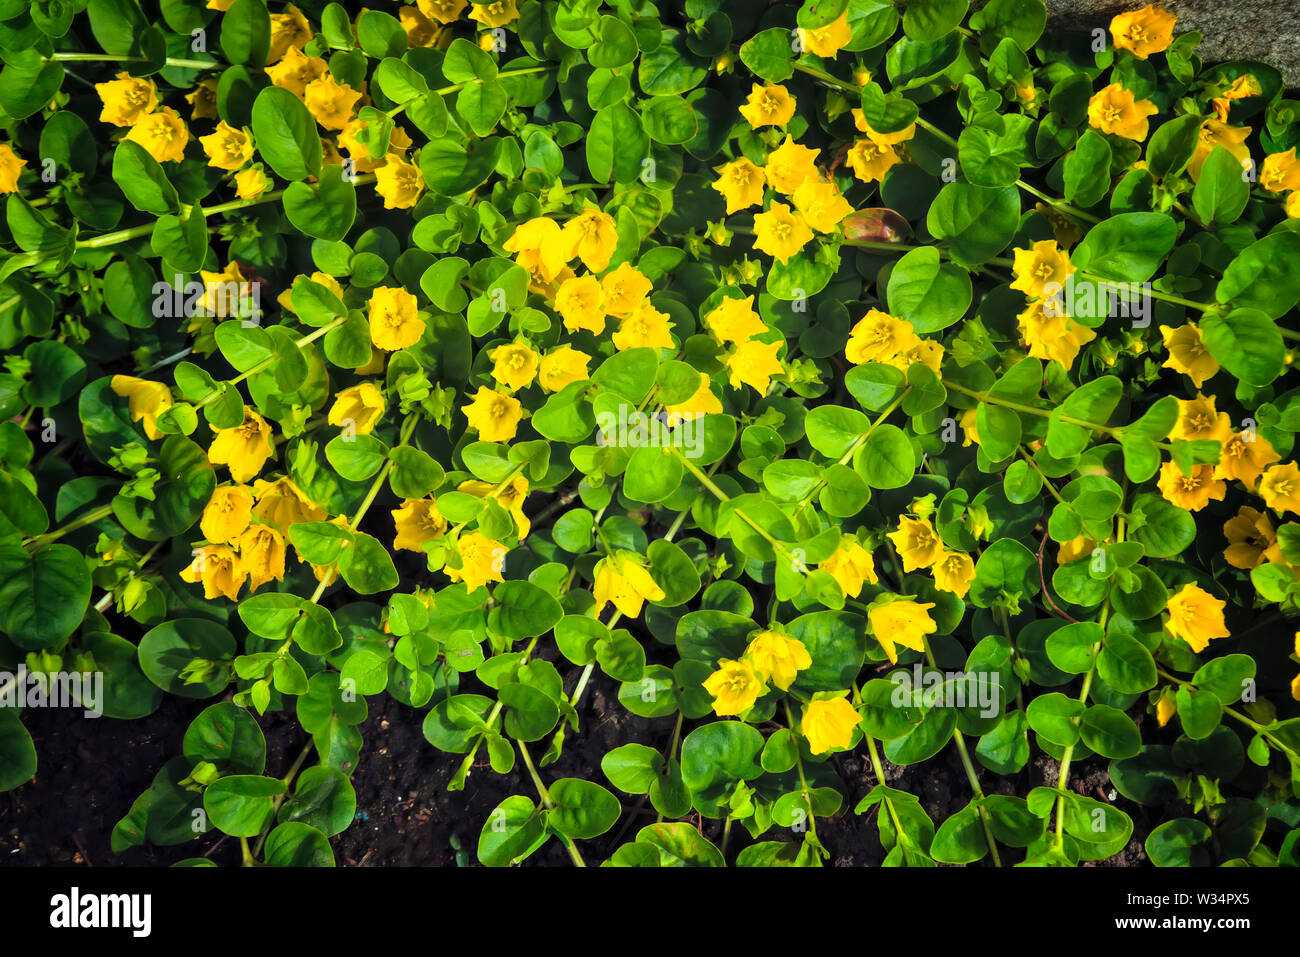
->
xmin=517 ymin=740 xmax=586 ymax=867
xmin=47 ymin=53 xmax=220 ymax=70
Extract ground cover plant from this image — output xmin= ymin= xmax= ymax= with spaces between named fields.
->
xmin=1 ymin=0 xmax=1299 ymax=868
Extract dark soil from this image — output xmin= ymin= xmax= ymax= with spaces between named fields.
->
xmin=0 ymin=652 xmax=1164 ymax=866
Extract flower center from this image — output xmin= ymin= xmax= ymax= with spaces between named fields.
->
xmin=1103 ymin=106 xmax=1122 ymax=124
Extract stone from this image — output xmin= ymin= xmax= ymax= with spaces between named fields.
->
xmin=1027 ymin=0 xmax=1300 ymax=87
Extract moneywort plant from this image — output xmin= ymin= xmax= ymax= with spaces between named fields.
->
xmin=1 ymin=0 xmax=1299 ymax=868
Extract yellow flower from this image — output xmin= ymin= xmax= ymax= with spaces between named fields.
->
xmin=392 ymin=498 xmax=448 ymax=552
xmin=463 ymin=386 xmax=523 ymax=442
xmin=704 ymin=295 xmax=766 ymax=345
xmin=764 ymin=136 xmax=820 ymax=194
xmin=197 ymin=261 xmax=248 ymax=319
xmin=279 ymin=271 xmax=345 ymax=313
xmin=1018 ymin=299 xmax=1095 ymax=370
xmin=538 ymin=346 xmax=591 ymax=392
xmin=1261 ymin=148 xmax=1300 ymax=193
xmin=593 ymin=551 xmax=665 ymax=619
xmin=888 ymin=515 xmax=944 ymax=572
xmin=1156 ymin=688 xmax=1177 ymax=727
xmin=206 ymin=0 xmax=233 ymax=8
xmin=1217 ymin=432 xmax=1280 ymax=488
xmin=1220 ymin=74 xmax=1263 ymax=101
xmin=253 ymin=477 xmax=326 ymax=533
xmin=446 ymin=532 xmax=508 ymax=592
xmin=460 ymin=475 xmax=530 ymax=539
xmin=664 ymin=378 xmax=723 ymax=426
xmin=555 ymin=275 xmax=606 ymax=334
xmin=240 ymin=524 xmax=287 ymax=592
xmin=797 ymin=11 xmax=851 ymax=58
xmin=1160 ymin=323 xmax=1218 ymax=388
xmin=201 ymin=485 xmax=254 ymax=544
xmin=602 ymin=263 xmax=653 ymax=317
xmin=1260 ymin=462 xmax=1300 ymax=514
xmin=888 ymin=337 xmax=945 ymax=375
xmin=932 ymin=551 xmax=975 ymax=599
xmin=374 ymin=155 xmax=426 ymax=209
xmin=846 ymin=135 xmax=901 ymax=184
xmin=469 ymin=0 xmax=518 ymax=28
xmin=852 ymin=109 xmax=915 ymax=145
xmin=267 ymin=4 xmax=313 ymax=64
xmin=1288 ymin=192 xmax=1300 ymax=219
xmin=743 ymin=631 xmax=811 ymax=691
xmin=1109 ymin=4 xmax=1177 ymax=59
xmin=339 ymin=119 xmax=390 ymax=173
xmin=503 ymin=217 xmax=572 ymax=284
xmin=711 ymin=158 xmax=766 ymax=214
xmin=562 ymin=208 xmax=618 ymax=273
xmin=1057 ymin=535 xmax=1095 ymax=565
xmin=234 ymin=167 xmax=271 ymax=199
xmin=1157 ymin=461 xmax=1226 ymax=511
xmin=266 ymin=45 xmax=328 ymax=97
xmin=739 ymin=82 xmax=796 ymax=128
xmin=185 ymin=78 xmax=220 ymax=121
xmin=368 ymin=286 xmax=424 ymax=351
xmin=959 ymin=407 xmax=980 ymax=447
xmin=801 ymin=697 xmax=860 ymax=755
xmin=328 ymin=382 xmax=386 ymax=435
xmin=1189 ymin=120 xmax=1252 ymax=181
xmin=199 ymin=121 xmax=253 ymax=171
xmin=792 ymin=179 xmax=853 ymax=233
xmin=1164 ymin=583 xmax=1228 ymax=653
xmin=612 ymin=300 xmax=676 ymax=351
xmin=868 ymin=599 xmax=938 ymax=665
xmin=703 ymin=658 xmax=766 ymax=717
xmin=418 ymin=0 xmax=467 ymax=24
xmin=124 ymin=107 xmax=188 ymax=163
xmin=1169 ymin=393 xmax=1232 ymax=445
xmin=0 ymin=144 xmax=25 ymax=193
xmin=1222 ymin=506 xmax=1282 ymax=570
xmin=725 ymin=339 xmax=784 ymax=393
xmin=490 ymin=341 xmax=541 ymax=392
xmin=304 ymin=74 xmax=363 ymax=130
xmin=95 ymin=72 xmax=158 ymax=127
xmin=400 ymin=5 xmax=441 ymax=46
xmin=1010 ymin=239 xmax=1075 ymax=300
xmin=110 ymin=374 xmax=174 ymax=440
xmin=1086 ymin=83 xmax=1158 ymax=141
xmin=820 ymin=538 xmax=878 ymax=598
xmin=845 ymin=309 xmax=910 ymax=364
xmin=181 ymin=545 xmax=246 ymax=601
xmin=753 ymin=202 xmax=813 ymax=264
xmin=209 ymin=407 xmax=274 ymax=484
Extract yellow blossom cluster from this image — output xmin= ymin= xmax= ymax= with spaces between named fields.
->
xmin=1009 ymin=239 xmax=1096 ymax=370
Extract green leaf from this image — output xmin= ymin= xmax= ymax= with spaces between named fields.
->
xmin=0 ymin=544 xmax=91 ymax=650
xmin=1072 ymin=213 xmax=1177 ymax=282
xmin=283 ymin=165 xmax=357 ymax=242
xmin=251 ymin=86 xmax=323 ymax=182
xmin=1216 ymin=230 xmax=1300 ymax=319
xmin=337 ymin=532 xmax=399 ymax=594
xmin=587 ymin=102 xmax=649 ymax=184
xmin=547 ymin=778 xmax=620 ymax=839
xmin=926 ymin=183 xmax=1019 ymax=266
xmin=886 ymin=246 xmax=973 ymax=332
xmin=1192 ymin=145 xmax=1250 ymax=226
xmin=0 ymin=710 xmax=36 ymax=791
xmin=1200 ymin=308 xmax=1286 ymax=387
